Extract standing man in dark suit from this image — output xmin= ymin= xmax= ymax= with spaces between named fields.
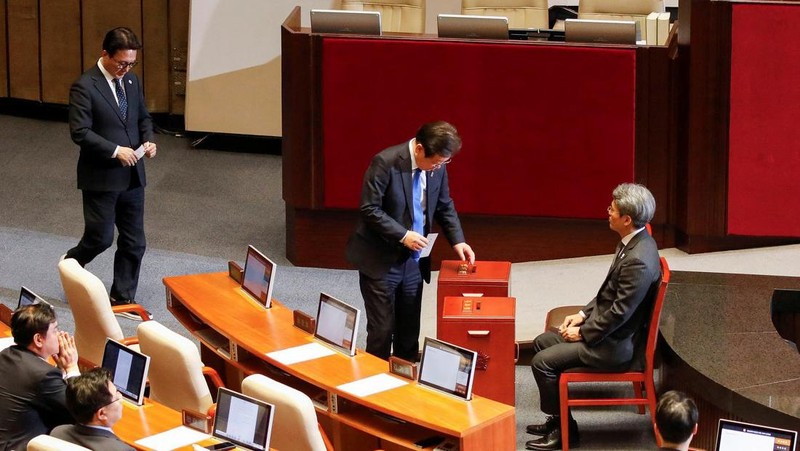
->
xmin=0 ymin=303 xmax=80 ymax=450
xmin=51 ymin=367 xmax=135 ymax=451
xmin=526 ymin=183 xmax=661 ymax=451
xmin=65 ymin=27 xmax=156 ymax=317
xmin=346 ymin=121 xmax=475 ymax=361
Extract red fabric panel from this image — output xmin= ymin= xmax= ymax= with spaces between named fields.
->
xmin=728 ymin=4 xmax=800 ymax=236
xmin=321 ymin=38 xmax=636 ymax=219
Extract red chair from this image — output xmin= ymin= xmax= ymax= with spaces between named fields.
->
xmin=557 ymin=256 xmax=670 ymax=451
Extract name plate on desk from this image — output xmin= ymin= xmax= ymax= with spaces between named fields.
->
xmin=227 ymin=261 xmax=243 ymax=284
xmin=182 ymin=409 xmax=213 ymax=433
xmin=389 ymin=356 xmax=417 ymax=380
xmin=293 ymin=310 xmax=316 ymax=333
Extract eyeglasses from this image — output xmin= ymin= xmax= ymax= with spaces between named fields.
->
xmin=100 ymin=393 xmax=123 ymax=409
xmin=431 ymin=158 xmax=452 ymax=169
xmin=112 ymin=58 xmax=138 ymax=70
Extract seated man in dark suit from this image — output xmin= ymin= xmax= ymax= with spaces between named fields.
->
xmin=51 ymin=367 xmax=134 ymax=451
xmin=655 ymin=390 xmax=698 ymax=451
xmin=0 ymin=303 xmax=80 ymax=450
xmin=526 ymin=183 xmax=661 ymax=450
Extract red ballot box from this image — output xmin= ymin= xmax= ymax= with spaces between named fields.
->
xmin=436 ymin=260 xmax=511 ymax=333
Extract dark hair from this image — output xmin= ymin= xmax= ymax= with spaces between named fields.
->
xmin=102 ymin=27 xmax=142 ymax=57
xmin=415 ymin=121 xmax=462 ymax=158
xmin=66 ymin=367 xmax=114 ymax=424
xmin=656 ymin=390 xmax=698 ymax=444
xmin=11 ymin=303 xmax=56 ymax=347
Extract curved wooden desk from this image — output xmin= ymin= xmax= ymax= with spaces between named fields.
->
xmin=660 ymin=271 xmax=800 ymax=449
xmin=164 ymin=272 xmax=515 ymax=451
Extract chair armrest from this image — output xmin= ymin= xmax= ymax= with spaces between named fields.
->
xmin=120 ymin=336 xmax=140 ymax=346
xmin=111 ymin=304 xmax=151 ymax=321
xmin=544 ymin=305 xmax=583 ymax=333
xmin=206 ymin=403 xmax=217 ymax=419
xmin=202 ymin=366 xmax=225 ymax=391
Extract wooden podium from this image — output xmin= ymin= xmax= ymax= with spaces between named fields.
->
xmin=440 ymin=296 xmax=516 ymax=406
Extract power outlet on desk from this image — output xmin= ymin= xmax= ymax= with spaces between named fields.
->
xmin=229 ymin=342 xmax=238 ymax=361
xmin=330 ymin=393 xmax=338 ymax=413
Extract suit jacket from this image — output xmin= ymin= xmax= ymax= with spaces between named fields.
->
xmin=0 ymin=346 xmax=73 ymax=451
xmin=51 ymin=424 xmax=135 ymax=451
xmin=345 ymin=142 xmax=465 ymax=282
xmin=577 ymin=230 xmax=661 ymax=368
xmin=69 ymin=64 xmax=153 ymax=192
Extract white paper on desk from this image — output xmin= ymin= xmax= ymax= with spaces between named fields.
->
xmin=419 ymin=233 xmax=438 ymax=258
xmin=0 ymin=337 xmax=14 ymax=353
xmin=134 ymin=426 xmax=209 ymax=451
xmin=337 ymin=373 xmax=408 ymax=398
xmin=266 ymin=342 xmax=335 ymax=365
xmin=134 ymin=145 xmax=145 ymax=160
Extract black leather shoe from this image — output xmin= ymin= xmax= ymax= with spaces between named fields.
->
xmin=526 ymin=416 xmax=558 ymax=435
xmin=525 ymin=424 xmax=580 ymax=450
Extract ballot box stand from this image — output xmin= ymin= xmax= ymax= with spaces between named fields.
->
xmin=439 ymin=296 xmax=516 ymax=406
xmin=436 ymin=260 xmax=511 ymax=334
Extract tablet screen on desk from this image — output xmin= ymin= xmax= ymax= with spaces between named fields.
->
xmin=715 ymin=418 xmax=797 ymax=451
xmin=417 ymin=337 xmax=477 ymax=401
xmin=242 ymin=245 xmax=277 ymax=308
xmin=314 ymin=292 xmax=360 ymax=356
xmin=101 ymin=338 xmax=150 ymax=406
xmin=17 ymin=286 xmax=50 ymax=309
xmin=213 ymin=387 xmax=274 ymax=451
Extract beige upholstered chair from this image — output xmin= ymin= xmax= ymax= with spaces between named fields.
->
xmin=242 ymin=374 xmax=333 ymax=451
xmin=136 ymin=321 xmax=223 ymax=416
xmin=577 ymin=0 xmax=664 ymax=41
xmin=341 ymin=0 xmax=425 ymax=33
xmin=57 ymin=258 xmax=148 ymax=368
xmin=462 ymin=0 xmax=549 ymax=29
xmin=27 ymin=435 xmax=91 ymax=451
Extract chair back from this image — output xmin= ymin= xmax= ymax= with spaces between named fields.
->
xmin=644 ymin=257 xmax=670 ymax=373
xmin=462 ymin=0 xmax=549 ymax=29
xmin=341 ymin=0 xmax=426 ymax=33
xmin=57 ymin=258 xmax=125 ymax=366
xmin=136 ymin=321 xmax=214 ymax=414
xmin=27 ymin=434 xmax=91 ymax=451
xmin=242 ymin=374 xmax=329 ymax=451
xmin=577 ymin=0 xmax=664 ymax=41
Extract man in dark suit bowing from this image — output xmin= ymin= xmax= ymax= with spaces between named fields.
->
xmin=526 ymin=183 xmax=661 ymax=451
xmin=346 ymin=121 xmax=475 ymax=361
xmin=65 ymin=27 xmax=156 ymax=319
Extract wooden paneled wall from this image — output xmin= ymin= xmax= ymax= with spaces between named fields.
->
xmin=1 ymin=0 xmax=188 ymax=114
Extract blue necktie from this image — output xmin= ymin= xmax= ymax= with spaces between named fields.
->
xmin=412 ymin=168 xmax=424 ymax=260
xmin=115 ymin=78 xmax=128 ymax=121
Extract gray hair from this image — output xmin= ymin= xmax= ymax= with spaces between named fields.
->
xmin=613 ymin=183 xmax=655 ymax=228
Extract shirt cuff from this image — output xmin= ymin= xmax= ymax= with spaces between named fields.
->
xmin=111 ymin=146 xmax=120 ymax=159
xmin=64 ymin=368 xmax=81 ymax=379
xmin=400 ymin=230 xmax=410 ymax=243
xmin=579 ymin=310 xmax=587 ymax=319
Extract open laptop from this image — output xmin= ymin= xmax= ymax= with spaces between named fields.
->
xmin=241 ymin=245 xmax=277 ymax=308
xmin=437 ymin=14 xmax=509 ymax=40
xmin=17 ymin=286 xmax=50 ymax=309
xmin=101 ymin=338 xmax=151 ymax=406
xmin=211 ymin=387 xmax=275 ymax=451
xmin=715 ymin=418 xmax=797 ymax=451
xmin=314 ymin=293 xmax=360 ymax=356
xmin=310 ymin=9 xmax=382 ymax=36
xmin=417 ymin=337 xmax=478 ymax=401
xmin=565 ymin=18 xmax=637 ymax=45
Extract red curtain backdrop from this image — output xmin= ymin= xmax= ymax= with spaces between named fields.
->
xmin=728 ymin=4 xmax=800 ymax=236
xmin=320 ymin=38 xmax=636 ymax=219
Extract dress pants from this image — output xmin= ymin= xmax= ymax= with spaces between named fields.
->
xmin=359 ymin=257 xmax=423 ymax=361
xmin=66 ymin=186 xmax=145 ymax=301
xmin=531 ymin=331 xmax=586 ymax=415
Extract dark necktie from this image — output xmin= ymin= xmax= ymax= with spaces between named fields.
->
xmin=114 ymin=78 xmax=128 ymax=120
xmin=412 ymin=168 xmax=424 ymax=260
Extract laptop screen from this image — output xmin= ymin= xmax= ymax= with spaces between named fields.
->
xmin=417 ymin=337 xmax=478 ymax=401
xmin=241 ymin=245 xmax=277 ymax=308
xmin=213 ymin=387 xmax=274 ymax=451
xmin=716 ymin=419 xmax=797 ymax=451
xmin=314 ymin=293 xmax=360 ymax=356
xmin=101 ymin=339 xmax=150 ymax=406
xmin=310 ymin=9 xmax=382 ymax=36
xmin=437 ymin=14 xmax=509 ymax=40
xmin=17 ymin=286 xmax=49 ymax=309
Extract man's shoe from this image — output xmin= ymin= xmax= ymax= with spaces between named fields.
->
xmin=110 ymin=297 xmax=153 ymax=321
xmin=526 ymin=416 xmax=558 ymax=435
xmin=525 ymin=426 xmax=580 ymax=450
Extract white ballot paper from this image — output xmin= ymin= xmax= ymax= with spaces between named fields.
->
xmin=419 ymin=233 xmax=438 ymax=258
xmin=135 ymin=426 xmax=210 ymax=451
xmin=134 ymin=144 xmax=145 ymax=160
xmin=337 ymin=373 xmax=408 ymax=397
xmin=266 ymin=342 xmax=335 ymax=365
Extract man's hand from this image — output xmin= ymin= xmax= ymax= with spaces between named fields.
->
xmin=143 ymin=141 xmax=157 ymax=158
xmin=561 ymin=326 xmax=583 ymax=342
xmin=402 ymin=231 xmax=429 ymax=251
xmin=560 ymin=313 xmax=585 ymax=331
xmin=453 ymin=242 xmax=475 ymax=265
xmin=55 ymin=331 xmax=79 ymax=375
xmin=116 ymin=146 xmax=138 ymax=167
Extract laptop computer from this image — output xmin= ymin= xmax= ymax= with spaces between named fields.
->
xmin=715 ymin=418 xmax=797 ymax=451
xmin=565 ymin=18 xmax=637 ymax=45
xmin=417 ymin=337 xmax=478 ymax=401
xmin=17 ymin=286 xmax=50 ymax=309
xmin=101 ymin=338 xmax=151 ymax=406
xmin=437 ymin=14 xmax=509 ymax=40
xmin=310 ymin=9 xmax=382 ymax=36
xmin=211 ymin=387 xmax=275 ymax=451
xmin=314 ymin=292 xmax=360 ymax=357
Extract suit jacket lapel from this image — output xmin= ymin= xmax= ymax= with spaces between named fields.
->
xmin=92 ymin=66 xmax=126 ymax=123
xmin=398 ymin=147 xmax=415 ymax=227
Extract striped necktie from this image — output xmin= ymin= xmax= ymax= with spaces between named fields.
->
xmin=114 ymin=78 xmax=128 ymax=121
